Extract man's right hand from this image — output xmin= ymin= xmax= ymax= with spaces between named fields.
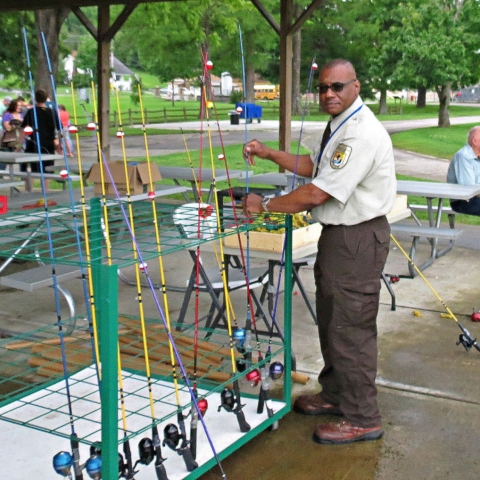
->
xmin=243 ymin=139 xmax=271 ymax=166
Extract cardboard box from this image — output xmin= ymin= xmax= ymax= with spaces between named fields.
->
xmin=87 ymin=161 xmax=162 ymax=196
xmin=387 ymin=194 xmax=409 ymax=223
xmin=224 ymin=222 xmax=322 ymax=253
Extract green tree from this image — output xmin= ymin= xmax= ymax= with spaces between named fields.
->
xmin=386 ymin=0 xmax=480 ymax=127
xmin=0 ymin=12 xmax=36 ymax=92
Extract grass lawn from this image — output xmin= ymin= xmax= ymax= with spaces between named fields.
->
xmin=390 ymin=123 xmax=478 ymax=159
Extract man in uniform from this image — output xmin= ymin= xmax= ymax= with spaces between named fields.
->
xmin=447 ymin=126 xmax=480 ymax=216
xmin=242 ymin=59 xmax=396 ymax=444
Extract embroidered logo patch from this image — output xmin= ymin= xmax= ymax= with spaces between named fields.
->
xmin=330 ymin=144 xmax=352 ymax=169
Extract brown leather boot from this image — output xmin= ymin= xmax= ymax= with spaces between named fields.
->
xmin=313 ymin=420 xmax=384 ymax=444
xmin=293 ymin=393 xmax=343 ymax=416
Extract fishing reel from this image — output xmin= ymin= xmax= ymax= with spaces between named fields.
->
xmin=85 ymin=454 xmax=102 ymax=479
xmin=233 ymin=327 xmax=246 ymax=352
xmin=269 ymin=361 xmax=284 ymax=380
xmin=163 ymin=423 xmax=182 ymax=451
xmin=456 ymin=327 xmax=480 ymax=352
xmin=52 ymin=451 xmax=74 ymax=477
xmin=246 ymin=369 xmax=261 ymax=387
xmin=163 ymin=421 xmax=198 ymax=472
xmin=137 ymin=437 xmax=155 ymax=466
xmin=197 ymin=397 xmax=209 ymax=417
xmin=217 ymin=387 xmax=245 ymax=414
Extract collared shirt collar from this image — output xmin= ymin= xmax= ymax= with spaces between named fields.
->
xmin=329 ymin=96 xmax=363 ymax=129
xmin=466 ymin=144 xmax=480 ymax=161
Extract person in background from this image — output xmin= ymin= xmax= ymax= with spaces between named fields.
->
xmin=16 ymin=96 xmax=30 ymax=117
xmin=243 ymin=59 xmax=396 ymax=445
xmin=58 ymin=104 xmax=74 ymax=157
xmin=1 ymin=99 xmax=24 ymax=151
xmin=1 ymin=96 xmax=12 ymax=115
xmin=446 ymin=126 xmax=480 ymax=216
xmin=20 ymin=89 xmax=60 ymax=191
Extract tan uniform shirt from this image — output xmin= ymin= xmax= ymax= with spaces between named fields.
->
xmin=310 ymin=97 xmax=396 ymax=225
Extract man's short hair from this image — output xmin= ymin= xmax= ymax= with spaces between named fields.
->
xmin=467 ymin=126 xmax=480 ymax=146
xmin=322 ymin=59 xmax=356 ymax=73
xmin=35 ymin=89 xmax=48 ymax=104
xmin=4 ymin=96 xmax=12 ymax=104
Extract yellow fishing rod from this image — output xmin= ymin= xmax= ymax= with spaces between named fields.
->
xmin=391 ymin=233 xmax=480 ymax=352
xmin=69 ymin=82 xmax=101 ymax=378
xmin=135 ymin=83 xmax=198 ymax=471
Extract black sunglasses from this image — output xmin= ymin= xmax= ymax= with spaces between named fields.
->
xmin=315 ymin=79 xmax=356 ymax=94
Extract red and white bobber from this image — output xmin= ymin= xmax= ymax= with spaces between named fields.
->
xmin=217 ymin=153 xmax=225 ymax=161
xmin=206 ymin=60 xmax=213 ymax=71
xmin=139 ymin=262 xmax=147 ymax=272
xmin=23 ymin=126 xmax=33 ymax=135
xmin=236 ymin=106 xmax=243 ymax=114
xmin=116 ymin=129 xmax=125 ymax=138
xmin=87 ymin=122 xmax=96 ymax=131
xmin=147 ymin=191 xmax=155 ymax=200
xmin=60 ymin=169 xmax=68 ymax=179
xmin=197 ymin=398 xmax=208 ymax=417
xmin=312 ymin=62 xmax=318 ymax=70
xmin=68 ymin=125 xmax=78 ymax=134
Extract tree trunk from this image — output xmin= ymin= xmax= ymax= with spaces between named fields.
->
xmin=416 ymin=86 xmax=427 ymax=108
xmin=245 ymin=60 xmax=255 ymax=104
xmin=34 ymin=9 xmax=70 ymax=99
xmin=378 ymin=88 xmax=388 ymax=115
xmin=437 ymin=82 xmax=451 ymax=128
xmin=291 ymin=3 xmax=302 ymax=115
xmin=171 ymin=79 xmax=175 ymax=107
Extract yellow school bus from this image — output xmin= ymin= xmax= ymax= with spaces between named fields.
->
xmin=254 ymin=84 xmax=279 ymax=100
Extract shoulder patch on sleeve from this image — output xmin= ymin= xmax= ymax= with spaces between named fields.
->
xmin=330 ymin=144 xmax=352 ymax=169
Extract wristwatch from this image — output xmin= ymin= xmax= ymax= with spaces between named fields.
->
xmin=261 ymin=197 xmax=271 ymax=213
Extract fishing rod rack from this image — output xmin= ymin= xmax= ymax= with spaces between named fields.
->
xmin=0 ymin=198 xmax=294 ymax=479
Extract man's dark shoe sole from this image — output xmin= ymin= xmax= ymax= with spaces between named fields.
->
xmin=312 ymin=429 xmax=384 ymax=445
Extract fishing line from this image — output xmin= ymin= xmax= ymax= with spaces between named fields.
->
xmin=22 ymin=27 xmax=83 ymax=480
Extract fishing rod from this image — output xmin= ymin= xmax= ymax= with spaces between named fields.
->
xmin=390 ymin=233 xmax=480 ymax=352
xmin=68 ymin=81 xmax=102 ymax=381
xmin=178 ymin=127 xmax=206 ymax=457
xmin=128 ymin=82 xmax=198 ymax=473
xmin=81 ymin=84 xmax=165 ymax=479
xmin=200 ymin=54 xmax=250 ymax=433
xmin=20 ymin=27 xmax=83 ymax=480
xmin=95 ymin=156 xmax=226 ymax=479
xmin=202 ymin=50 xmax=281 ymax=431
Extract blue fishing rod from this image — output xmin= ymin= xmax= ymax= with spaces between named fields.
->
xmin=21 ymin=27 xmax=84 ymax=480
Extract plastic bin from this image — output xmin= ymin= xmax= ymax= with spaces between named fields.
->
xmin=235 ymin=103 xmax=262 ymax=123
xmin=228 ymin=111 xmax=240 ymax=125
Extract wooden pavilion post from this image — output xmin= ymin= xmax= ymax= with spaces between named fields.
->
xmin=98 ymin=6 xmax=111 ymax=161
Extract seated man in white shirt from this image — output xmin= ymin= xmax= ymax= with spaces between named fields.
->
xmin=447 ymin=126 xmax=480 ymax=216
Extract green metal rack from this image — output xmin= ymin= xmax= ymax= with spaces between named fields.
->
xmin=0 ymin=197 xmax=293 ymax=479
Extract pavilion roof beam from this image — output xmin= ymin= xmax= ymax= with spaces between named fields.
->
xmin=252 ymin=0 xmax=323 ymax=154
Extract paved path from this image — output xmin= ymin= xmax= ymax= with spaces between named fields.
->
xmin=86 ymin=116 xmax=479 ymax=182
